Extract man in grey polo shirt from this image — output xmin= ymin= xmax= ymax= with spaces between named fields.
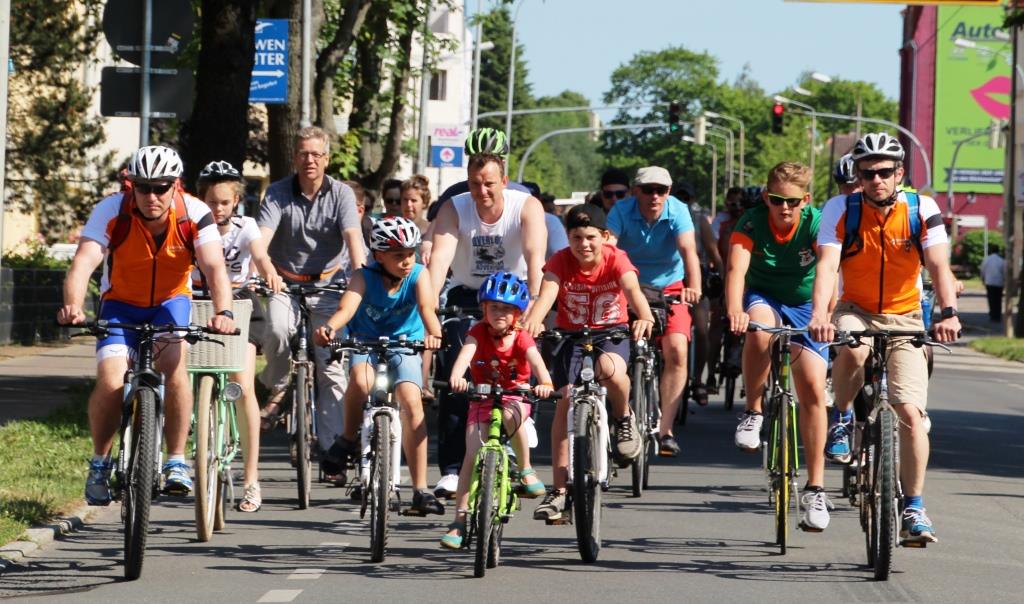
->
xmin=257 ymin=126 xmax=366 ymax=478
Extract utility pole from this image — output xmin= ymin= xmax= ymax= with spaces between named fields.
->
xmin=0 ymin=0 xmax=9 ymax=261
xmin=1009 ymin=17 xmax=1023 ymax=336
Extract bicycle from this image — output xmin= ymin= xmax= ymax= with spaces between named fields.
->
xmin=542 ymin=325 xmax=630 ymax=563
xmin=719 ymin=319 xmax=744 ymax=411
xmin=187 ymin=298 xmax=252 ymax=542
xmin=831 ymin=329 xmax=948 ymax=581
xmin=70 ymin=320 xmax=235 ymax=579
xmin=747 ymin=321 xmax=803 ymax=555
xmin=328 ymin=336 xmax=426 ymax=563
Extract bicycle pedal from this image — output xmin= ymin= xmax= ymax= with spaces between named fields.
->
xmin=545 ymin=515 xmax=572 ymax=526
xmin=798 ymin=522 xmax=824 ymax=533
xmin=901 ymin=539 xmax=928 ymax=548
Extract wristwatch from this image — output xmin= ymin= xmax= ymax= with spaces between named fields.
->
xmin=216 ymin=309 xmax=235 ymax=320
xmin=939 ymin=307 xmax=958 ymax=320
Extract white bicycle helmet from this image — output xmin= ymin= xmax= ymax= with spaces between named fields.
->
xmin=833 ymin=153 xmax=856 ymax=185
xmin=370 ymin=216 xmax=421 ymax=252
xmin=851 ymin=133 xmax=904 ymax=162
xmin=198 ymin=160 xmax=242 ymax=182
xmin=127 ymin=145 xmax=183 ymax=181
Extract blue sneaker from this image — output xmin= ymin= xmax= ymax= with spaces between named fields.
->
xmin=162 ymin=460 xmax=193 ymax=496
xmin=825 ymin=421 xmax=852 ymax=464
xmin=901 ymin=507 xmax=938 ymax=544
xmin=84 ymin=459 xmax=114 ymax=506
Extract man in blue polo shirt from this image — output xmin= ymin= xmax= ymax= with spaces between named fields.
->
xmin=608 ymin=166 xmax=702 ymax=457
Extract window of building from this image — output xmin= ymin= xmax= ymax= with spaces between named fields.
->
xmin=429 ymin=70 xmax=447 ymax=101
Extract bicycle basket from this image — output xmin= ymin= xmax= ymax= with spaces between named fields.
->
xmin=187 ymin=299 xmax=252 ymax=372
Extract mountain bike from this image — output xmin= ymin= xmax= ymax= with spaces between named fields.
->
xmin=543 ymin=326 xmax=630 ymax=563
xmin=748 ymin=321 xmax=803 ymax=555
xmin=71 ymin=320 xmax=236 ymax=579
xmin=831 ymin=329 xmax=948 ymax=581
xmin=628 ymin=335 xmax=659 ymax=496
xmin=188 ymin=299 xmax=251 ymax=542
xmin=328 ymin=336 xmax=425 ymax=563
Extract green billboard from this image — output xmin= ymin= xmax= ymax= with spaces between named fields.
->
xmin=933 ymin=6 xmax=1010 ymax=194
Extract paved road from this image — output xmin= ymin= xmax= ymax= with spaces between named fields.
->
xmin=1 ymin=338 xmax=1022 ymax=602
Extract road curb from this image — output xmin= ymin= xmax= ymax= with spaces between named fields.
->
xmin=0 ymin=502 xmax=96 ymax=566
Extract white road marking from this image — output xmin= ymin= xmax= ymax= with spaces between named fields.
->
xmin=318 ymin=541 xmax=349 ymax=549
xmin=258 ymin=590 xmax=303 ymax=603
xmin=287 ymin=568 xmax=325 ymax=580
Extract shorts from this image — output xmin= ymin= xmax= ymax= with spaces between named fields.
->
xmin=744 ymin=291 xmax=828 ymax=365
xmin=349 ymin=348 xmax=423 ymax=389
xmin=234 ymin=287 xmax=266 ymax=350
xmin=96 ymin=295 xmax=192 ymax=362
xmin=658 ymin=281 xmax=693 ymax=338
xmin=832 ymin=301 xmax=929 ymax=412
xmin=468 ymin=394 xmax=532 ymax=426
xmin=551 ymin=330 xmax=631 ymax=390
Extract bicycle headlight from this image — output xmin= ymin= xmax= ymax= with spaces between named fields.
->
xmin=375 ymin=372 xmax=389 ymax=391
xmin=223 ymin=381 xmax=243 ymax=402
xmin=580 ymin=366 xmax=595 ymax=382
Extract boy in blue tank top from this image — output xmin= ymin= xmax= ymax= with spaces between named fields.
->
xmin=314 ymin=216 xmax=445 ymax=515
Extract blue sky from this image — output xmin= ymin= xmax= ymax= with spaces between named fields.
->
xmin=471 ymin=0 xmax=905 ymax=111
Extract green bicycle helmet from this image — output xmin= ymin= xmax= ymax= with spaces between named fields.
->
xmin=464 ymin=128 xmax=510 ymax=157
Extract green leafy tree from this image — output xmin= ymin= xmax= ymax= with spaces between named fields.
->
xmin=524 ymin=91 xmax=602 ymax=196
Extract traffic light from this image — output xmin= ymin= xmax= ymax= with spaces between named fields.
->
xmin=668 ymin=102 xmax=681 ymax=132
xmin=771 ymin=102 xmax=785 ymax=134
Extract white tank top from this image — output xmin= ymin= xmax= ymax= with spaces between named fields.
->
xmin=449 ymin=188 xmax=529 ymax=289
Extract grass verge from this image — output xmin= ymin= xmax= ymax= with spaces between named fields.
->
xmin=0 ymin=382 xmax=92 ymax=544
xmin=970 ymin=337 xmax=1024 ymax=363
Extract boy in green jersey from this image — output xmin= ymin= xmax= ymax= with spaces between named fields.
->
xmin=724 ymin=162 xmax=833 ymax=532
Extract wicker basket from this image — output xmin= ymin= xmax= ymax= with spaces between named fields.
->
xmin=187 ymin=299 xmax=252 ymax=372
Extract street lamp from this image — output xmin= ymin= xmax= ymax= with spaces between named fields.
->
xmin=702 ymin=110 xmax=746 ymax=186
xmin=810 ymin=72 xmax=832 ymax=84
xmin=505 ymin=0 xmax=527 ymax=142
xmin=774 ymin=94 xmax=818 ymax=197
xmin=707 ymin=125 xmax=734 ymax=188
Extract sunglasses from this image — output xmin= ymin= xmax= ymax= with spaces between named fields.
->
xmin=602 ymin=189 xmax=629 ymax=200
xmin=765 ymin=193 xmax=804 ymax=208
xmin=859 ymin=167 xmax=897 ymax=181
xmin=639 ymin=184 xmax=669 ymax=196
xmin=134 ymin=182 xmax=174 ymax=196
xmin=383 ymin=196 xmax=401 ymax=204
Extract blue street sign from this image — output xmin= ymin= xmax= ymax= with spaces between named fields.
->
xmin=430 ymin=145 xmax=463 ymax=168
xmin=249 ymin=19 xmax=289 ymax=104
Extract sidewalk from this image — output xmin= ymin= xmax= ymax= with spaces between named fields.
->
xmin=0 ymin=341 xmax=95 ymax=425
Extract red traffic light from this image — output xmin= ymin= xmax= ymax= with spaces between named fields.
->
xmin=773 ymin=103 xmax=785 ymax=116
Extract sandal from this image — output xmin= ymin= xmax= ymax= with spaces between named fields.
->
xmin=440 ymin=516 xmax=467 ymax=549
xmin=518 ymin=468 xmax=546 ymax=499
xmin=237 ymin=483 xmax=262 ymax=513
xmin=260 ymin=400 xmax=284 ymax=432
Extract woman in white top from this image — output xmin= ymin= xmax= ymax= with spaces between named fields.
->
xmin=194 ymin=161 xmax=284 ymax=513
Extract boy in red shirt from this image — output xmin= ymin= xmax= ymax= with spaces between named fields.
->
xmin=521 ymin=204 xmax=655 ymax=522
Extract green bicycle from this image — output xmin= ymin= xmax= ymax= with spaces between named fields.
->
xmin=188 ymin=299 xmax=251 ymax=542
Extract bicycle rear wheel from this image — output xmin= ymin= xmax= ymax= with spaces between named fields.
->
xmin=194 ymin=376 xmax=217 ymax=542
xmin=630 ymin=360 xmax=647 ymax=497
xmin=294 ymin=364 xmax=312 ymax=510
xmin=572 ymin=401 xmax=602 ymax=563
xmin=474 ymin=449 xmax=499 ymax=578
xmin=874 ymin=408 xmax=897 ymax=580
xmin=123 ymin=387 xmax=157 ymax=580
xmin=369 ymin=414 xmax=392 ymax=563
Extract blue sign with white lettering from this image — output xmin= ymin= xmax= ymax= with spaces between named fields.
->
xmin=430 ymin=145 xmax=463 ymax=168
xmin=249 ymin=19 xmax=289 ymax=104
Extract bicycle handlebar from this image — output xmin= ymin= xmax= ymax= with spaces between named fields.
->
xmin=436 ymin=305 xmax=481 ymax=319
xmin=327 ymin=337 xmax=427 ymax=361
xmin=432 ymin=379 xmax=559 ymax=404
xmin=65 ymin=320 xmax=240 ymax=343
xmin=828 ymin=329 xmax=951 ymax=353
xmin=539 ymin=326 xmax=631 ymax=343
xmin=747 ymin=321 xmax=809 ymax=336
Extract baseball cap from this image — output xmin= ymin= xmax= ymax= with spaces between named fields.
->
xmin=565 ymin=203 xmax=607 ymax=231
xmin=634 ymin=166 xmax=672 ymax=187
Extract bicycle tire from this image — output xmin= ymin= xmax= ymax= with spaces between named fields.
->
xmin=643 ymin=371 xmax=659 ymax=490
xmin=475 ymin=449 xmax=499 ymax=577
xmin=630 ymin=359 xmax=647 ymax=497
xmin=773 ymin=392 xmax=789 ymax=554
xmin=874 ymin=408 xmax=897 ymax=580
xmin=573 ymin=401 xmax=602 ymax=563
xmin=862 ymin=423 xmax=877 ymax=566
xmin=194 ymin=376 xmax=217 ymax=542
xmin=123 ymin=387 xmax=157 ymax=580
xmin=369 ymin=413 xmax=392 ymax=563
xmin=213 ymin=470 xmax=228 ymax=531
xmin=294 ymin=364 xmax=312 ymax=510
xmin=724 ymin=375 xmax=736 ymax=410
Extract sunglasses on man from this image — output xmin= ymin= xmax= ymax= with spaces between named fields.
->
xmin=858 ymin=167 xmax=897 ymax=181
xmin=639 ymin=184 xmax=669 ymax=196
xmin=135 ymin=182 xmax=174 ymax=196
xmin=765 ymin=193 xmax=805 ymax=208
xmin=601 ymin=189 xmax=629 ymax=200
xmin=383 ymin=196 xmax=401 ymax=205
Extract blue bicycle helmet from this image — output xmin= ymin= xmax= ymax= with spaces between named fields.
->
xmin=478 ymin=272 xmax=530 ymax=313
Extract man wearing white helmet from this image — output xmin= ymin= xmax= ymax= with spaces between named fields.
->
xmin=809 ymin=132 xmax=961 ymax=545
xmin=58 ymin=145 xmax=236 ymax=505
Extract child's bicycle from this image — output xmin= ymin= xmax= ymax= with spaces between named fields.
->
xmin=328 ymin=335 xmax=426 ymax=563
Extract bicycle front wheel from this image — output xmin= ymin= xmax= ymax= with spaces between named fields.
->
xmin=772 ymin=395 xmax=789 ymax=554
xmin=123 ymin=387 xmax=157 ymax=580
xmin=630 ymin=360 xmax=648 ymax=497
xmin=294 ymin=364 xmax=312 ymax=510
xmin=369 ymin=414 xmax=392 ymax=563
xmin=194 ymin=376 xmax=217 ymax=542
xmin=874 ymin=408 xmax=897 ymax=580
xmin=572 ymin=401 xmax=602 ymax=563
xmin=474 ymin=449 xmax=499 ymax=578
xmin=643 ymin=371 xmax=660 ymax=490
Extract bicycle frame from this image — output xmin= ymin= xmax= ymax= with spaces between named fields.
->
xmin=358 ymin=358 xmax=404 ymax=493
xmin=286 ymin=291 xmax=319 ymax=444
xmin=466 ymin=386 xmax=518 ymax=529
xmin=188 ymin=371 xmax=242 ymax=476
xmin=563 ymin=332 xmax=615 ymax=489
xmin=117 ymin=345 xmax=166 ymax=498
xmin=762 ymin=333 xmax=801 ymax=487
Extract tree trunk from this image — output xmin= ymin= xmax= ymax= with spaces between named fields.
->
xmin=181 ymin=0 xmax=258 ymax=192
xmin=348 ymin=7 xmax=388 ymax=177
xmin=313 ymin=0 xmax=372 ymax=136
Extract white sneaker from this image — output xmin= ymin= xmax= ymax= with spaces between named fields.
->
xmin=433 ymin=473 xmax=459 ymax=499
xmin=734 ymin=411 xmax=763 ymax=451
xmin=799 ymin=488 xmax=834 ymax=532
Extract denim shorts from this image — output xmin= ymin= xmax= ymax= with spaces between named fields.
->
xmin=743 ymin=290 xmax=827 ymax=365
xmin=349 ymin=349 xmax=423 ymax=388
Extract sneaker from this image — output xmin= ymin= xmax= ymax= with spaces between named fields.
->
xmin=433 ymin=473 xmax=459 ymax=499
xmin=612 ymin=414 xmax=642 ymax=462
xmin=533 ymin=489 xmax=567 ymax=521
xmin=825 ymin=421 xmax=853 ymax=464
xmin=901 ymin=507 xmax=938 ymax=544
xmin=409 ymin=490 xmax=446 ymax=516
xmin=658 ymin=434 xmax=681 ymax=457
xmin=799 ymin=487 xmax=834 ymax=532
xmin=162 ymin=460 xmax=193 ymax=496
xmin=84 ymin=458 xmax=114 ymax=506
xmin=734 ymin=411 xmax=763 ymax=451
